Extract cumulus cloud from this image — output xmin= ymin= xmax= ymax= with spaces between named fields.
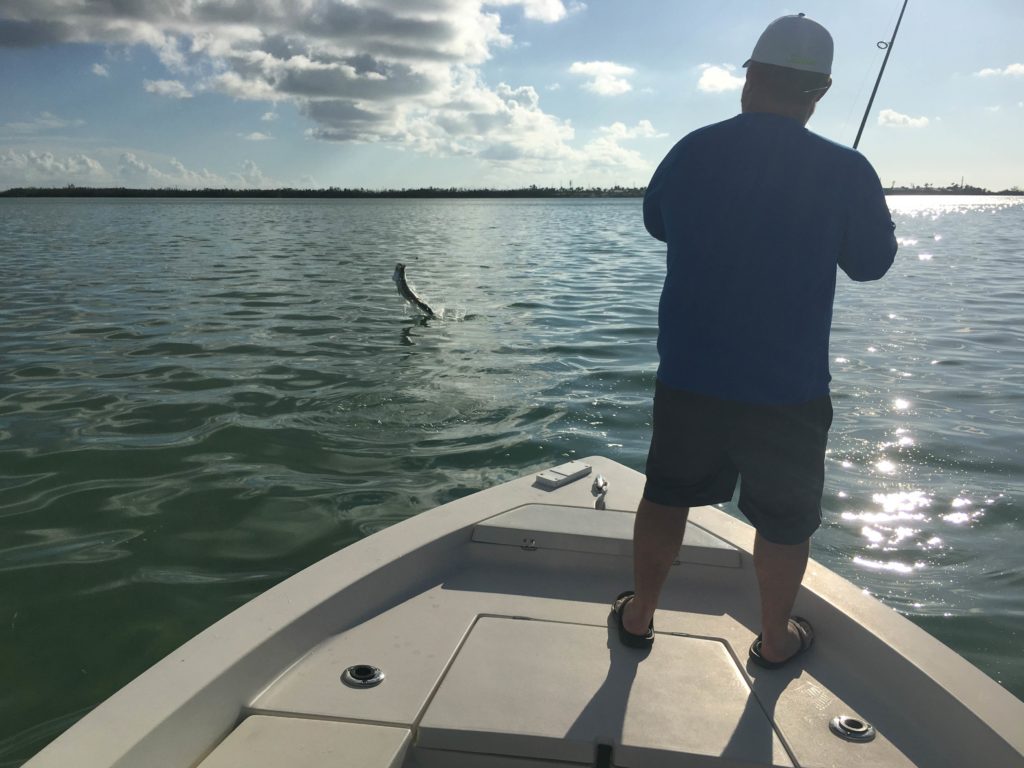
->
xmin=1 ymin=148 xmax=106 ymax=187
xmin=0 ymin=147 xmax=284 ymax=190
xmin=570 ymin=61 xmax=635 ymax=96
xmin=144 ymin=79 xmax=192 ymax=98
xmin=697 ymin=64 xmax=744 ymax=93
xmin=237 ymin=159 xmax=268 ymax=187
xmin=396 ymin=77 xmax=576 ymax=162
xmin=118 ymin=152 xmax=223 ymax=187
xmin=204 ymin=71 xmax=280 ymax=102
xmin=878 ymin=109 xmax=929 ymax=128
xmin=0 ymin=1 xmax=664 ymax=178
xmin=580 ymin=137 xmax=644 ymax=169
xmin=975 ymin=63 xmax=1024 ymax=77
xmin=91 ymin=62 xmax=108 ymax=77
xmin=117 ymin=152 xmax=274 ymax=188
xmin=260 ymin=111 xmax=278 ymax=121
xmin=240 ymin=131 xmax=273 ymax=141
xmin=578 ymin=119 xmax=665 ymax=171
xmin=489 ymin=0 xmax=568 ymax=22
xmin=599 ymin=120 xmax=665 ymax=140
xmin=0 ymin=1 xmax=569 ymax=129
xmin=119 ymin=152 xmax=178 ymax=185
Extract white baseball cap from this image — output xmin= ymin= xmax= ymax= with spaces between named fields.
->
xmin=743 ymin=13 xmax=833 ymax=76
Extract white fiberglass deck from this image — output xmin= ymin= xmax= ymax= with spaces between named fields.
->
xmin=25 ymin=457 xmax=1024 ymax=768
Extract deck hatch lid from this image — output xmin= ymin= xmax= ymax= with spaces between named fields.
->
xmin=197 ymin=716 xmax=410 ymax=768
xmin=417 ymin=616 xmax=792 ymax=767
xmin=473 ymin=504 xmax=740 ymax=567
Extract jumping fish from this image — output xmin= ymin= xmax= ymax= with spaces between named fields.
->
xmin=392 ymin=262 xmax=437 ymax=318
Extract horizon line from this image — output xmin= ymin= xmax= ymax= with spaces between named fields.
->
xmin=3 ymin=183 xmax=1023 ymax=198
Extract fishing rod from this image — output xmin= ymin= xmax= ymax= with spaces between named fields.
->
xmin=853 ymin=0 xmax=910 ymax=150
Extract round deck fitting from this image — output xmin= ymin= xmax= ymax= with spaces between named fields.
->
xmin=830 ymin=715 xmax=876 ymax=742
xmin=342 ymin=664 xmax=385 ymax=689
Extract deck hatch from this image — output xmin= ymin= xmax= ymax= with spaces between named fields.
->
xmin=473 ymin=504 xmax=741 ymax=567
xmin=417 ymin=616 xmax=792 ymax=767
xmin=196 ymin=716 xmax=410 ymax=768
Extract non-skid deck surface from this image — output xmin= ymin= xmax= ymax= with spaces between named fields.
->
xmin=196 ymin=717 xmax=410 ymax=768
xmin=418 ymin=616 xmax=793 ymax=767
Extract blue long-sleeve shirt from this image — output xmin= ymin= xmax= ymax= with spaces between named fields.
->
xmin=644 ymin=112 xmax=897 ymax=404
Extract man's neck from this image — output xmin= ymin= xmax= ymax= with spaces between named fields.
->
xmin=741 ymin=100 xmax=812 ymax=126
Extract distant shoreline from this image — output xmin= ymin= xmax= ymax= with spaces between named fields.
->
xmin=3 ymin=186 xmax=642 ymax=199
xmin=2 ymin=185 xmax=1022 ymax=199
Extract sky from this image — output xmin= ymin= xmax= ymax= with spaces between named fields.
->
xmin=1 ymin=0 xmax=1022 ymax=191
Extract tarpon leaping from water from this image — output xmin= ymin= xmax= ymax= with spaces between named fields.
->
xmin=393 ymin=263 xmax=437 ymax=318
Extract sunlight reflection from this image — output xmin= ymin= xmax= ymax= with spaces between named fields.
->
xmin=853 ymin=556 xmax=922 ymax=574
xmin=842 ymin=510 xmax=927 ymax=525
xmin=862 ymin=526 xmax=884 ymax=544
xmin=885 ymin=195 xmax=1024 ymax=216
xmin=939 ymin=497 xmax=986 ymax=526
xmin=893 ymin=526 xmax=917 ymax=543
xmin=842 ymin=489 xmax=946 ymax=553
xmin=873 ymin=490 xmax=931 ymax=513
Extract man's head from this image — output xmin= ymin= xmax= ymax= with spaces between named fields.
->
xmin=741 ymin=13 xmax=833 ymax=124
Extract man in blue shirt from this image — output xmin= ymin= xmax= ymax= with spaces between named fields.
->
xmin=613 ymin=14 xmax=897 ymax=666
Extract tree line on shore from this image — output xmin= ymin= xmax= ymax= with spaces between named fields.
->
xmin=2 ymin=183 xmax=1022 ymax=198
xmin=1 ymin=185 xmax=644 ymax=199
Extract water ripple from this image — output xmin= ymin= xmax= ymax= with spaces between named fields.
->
xmin=0 ymin=196 xmax=1022 ymax=764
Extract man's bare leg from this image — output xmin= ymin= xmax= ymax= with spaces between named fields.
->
xmin=622 ymin=498 xmax=689 ymax=636
xmin=754 ymin=532 xmax=810 ymax=662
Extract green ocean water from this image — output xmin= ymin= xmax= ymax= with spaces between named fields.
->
xmin=1 ymin=196 xmax=1022 ymax=764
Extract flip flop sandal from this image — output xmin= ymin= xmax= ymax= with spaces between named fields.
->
xmin=748 ymin=616 xmax=814 ymax=669
xmin=611 ymin=590 xmax=655 ymax=649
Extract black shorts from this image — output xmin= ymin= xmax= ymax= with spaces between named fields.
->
xmin=643 ymin=379 xmax=833 ymax=545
